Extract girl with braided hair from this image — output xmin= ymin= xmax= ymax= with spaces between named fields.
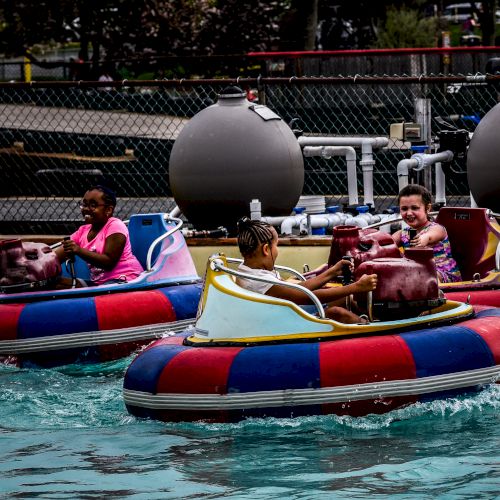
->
xmin=236 ymin=217 xmax=378 ymax=324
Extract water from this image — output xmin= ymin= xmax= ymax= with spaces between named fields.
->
xmin=1 ymin=358 xmax=499 ymax=499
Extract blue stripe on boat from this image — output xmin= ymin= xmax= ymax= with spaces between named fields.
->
xmin=475 ymin=308 xmax=500 ymax=318
xmin=159 ymin=284 xmax=202 ymax=320
xmin=401 ymin=325 xmax=494 ymax=379
xmin=18 ymin=298 xmax=98 ymax=338
xmin=228 ymin=343 xmax=321 ymax=393
xmin=124 ymin=344 xmax=188 ymax=393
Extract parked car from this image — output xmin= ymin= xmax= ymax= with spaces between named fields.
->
xmin=442 ymin=3 xmax=500 ymax=24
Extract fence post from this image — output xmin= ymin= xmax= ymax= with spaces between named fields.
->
xmin=24 ymin=54 xmax=32 ymax=83
xmin=414 ymin=97 xmax=432 ymax=190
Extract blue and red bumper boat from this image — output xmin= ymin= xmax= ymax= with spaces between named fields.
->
xmin=123 ymin=253 xmax=500 ymax=422
xmin=0 ymin=214 xmax=201 ymax=367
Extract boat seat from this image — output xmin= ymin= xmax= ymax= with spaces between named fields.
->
xmin=436 ymin=207 xmax=500 ymax=281
xmin=128 ymin=213 xmax=170 ymax=269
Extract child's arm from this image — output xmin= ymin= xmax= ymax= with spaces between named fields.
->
xmin=300 ymin=259 xmax=353 ymax=290
xmin=392 ymin=229 xmax=402 ymax=246
xmin=414 ymin=224 xmax=447 ymax=247
xmin=62 ymin=233 xmax=126 ymax=271
xmin=266 ymin=273 xmax=377 ymax=305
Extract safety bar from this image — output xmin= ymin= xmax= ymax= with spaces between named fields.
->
xmin=225 ymin=257 xmax=306 ymax=281
xmin=145 ymin=216 xmax=183 ymax=271
xmin=210 ymin=257 xmax=326 ymax=319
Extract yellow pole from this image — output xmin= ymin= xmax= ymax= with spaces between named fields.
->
xmin=24 ymin=55 xmax=32 ymax=82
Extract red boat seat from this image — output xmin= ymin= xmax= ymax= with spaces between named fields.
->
xmin=435 ymin=207 xmax=500 ymax=281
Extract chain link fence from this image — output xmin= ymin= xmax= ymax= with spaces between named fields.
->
xmin=0 ymin=74 xmax=498 ymax=234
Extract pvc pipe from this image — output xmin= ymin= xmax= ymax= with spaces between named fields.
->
xmin=434 ymin=163 xmax=446 ymax=205
xmin=396 ymin=158 xmax=418 ymax=190
xmin=275 ymin=212 xmax=395 ymax=236
xmin=470 ymin=192 xmax=478 ymax=208
xmin=360 ymin=142 xmax=375 ymax=207
xmin=303 ymin=145 xmax=358 ymax=205
xmin=169 ymin=205 xmax=181 ymax=218
xmin=411 ymin=150 xmax=454 ymax=171
xmin=397 ymin=150 xmax=453 ymax=190
xmin=298 ymin=136 xmax=389 ymax=148
xmin=298 ymin=136 xmax=389 ymax=207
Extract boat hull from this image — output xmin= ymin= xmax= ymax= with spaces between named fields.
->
xmin=123 ymin=306 xmax=500 ymax=422
xmin=0 ymin=282 xmax=202 ymax=367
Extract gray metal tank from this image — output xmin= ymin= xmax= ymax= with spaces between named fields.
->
xmin=169 ymin=87 xmax=304 ymax=230
xmin=467 ymin=103 xmax=500 ymax=211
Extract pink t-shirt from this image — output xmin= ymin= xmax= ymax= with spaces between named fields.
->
xmin=71 ymin=217 xmax=143 ymax=285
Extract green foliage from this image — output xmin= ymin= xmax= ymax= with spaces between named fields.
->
xmin=376 ymin=5 xmax=440 ymax=48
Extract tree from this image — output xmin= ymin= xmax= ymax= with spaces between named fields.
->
xmin=195 ymin=0 xmax=289 ymax=55
xmin=376 ymin=5 xmax=439 ymax=48
xmin=279 ymin=0 xmax=318 ymax=51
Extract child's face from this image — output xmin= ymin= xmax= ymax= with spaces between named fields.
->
xmin=80 ymin=189 xmax=112 ymax=225
xmin=399 ymin=194 xmax=430 ymax=229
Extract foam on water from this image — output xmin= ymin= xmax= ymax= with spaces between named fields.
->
xmin=1 ymin=359 xmax=499 ymax=498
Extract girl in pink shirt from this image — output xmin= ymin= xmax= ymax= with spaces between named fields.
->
xmin=56 ymin=185 xmax=143 ymax=286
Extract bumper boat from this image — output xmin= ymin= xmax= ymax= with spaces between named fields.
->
xmin=123 ymin=252 xmax=500 ymax=423
xmin=434 ymin=207 xmax=500 ymax=306
xmin=325 ymin=206 xmax=500 ymax=308
xmin=0 ymin=214 xmax=202 ymax=367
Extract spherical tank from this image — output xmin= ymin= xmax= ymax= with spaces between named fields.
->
xmin=467 ymin=102 xmax=500 ymax=211
xmin=169 ymin=87 xmax=304 ymax=230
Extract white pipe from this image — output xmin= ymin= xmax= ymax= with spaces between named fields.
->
xmin=396 ymin=158 xmax=418 ymax=190
xmin=303 ymin=145 xmax=358 ymax=205
xmin=411 ymin=150 xmax=454 ymax=171
xmin=276 ymin=212 xmax=396 ymax=236
xmin=280 ymin=215 xmax=309 ymax=235
xmin=470 ymin=192 xmax=478 ymax=208
xmin=261 ymin=216 xmax=290 ymax=226
xmin=360 ymin=142 xmax=375 ymax=207
xmin=298 ymin=136 xmax=389 ymax=148
xmin=435 ymin=163 xmax=446 ymax=205
xmin=298 ymin=136 xmax=389 ymax=207
xmin=169 ymin=205 xmax=181 ymax=218
xmin=397 ymin=150 xmax=454 ymax=190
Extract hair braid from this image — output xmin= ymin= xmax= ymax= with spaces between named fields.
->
xmin=237 ymin=217 xmax=275 ymax=257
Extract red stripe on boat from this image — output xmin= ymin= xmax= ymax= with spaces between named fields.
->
xmin=319 ymin=335 xmax=418 ymax=416
xmin=0 ymin=303 xmax=25 ymax=340
xmin=157 ymin=347 xmax=244 ymax=394
xmin=95 ymin=290 xmax=176 ymax=330
xmin=446 ymin=291 xmax=500 ymax=307
xmin=155 ymin=346 xmax=244 ymax=422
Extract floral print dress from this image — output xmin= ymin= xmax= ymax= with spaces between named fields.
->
xmin=401 ymin=221 xmax=462 ymax=283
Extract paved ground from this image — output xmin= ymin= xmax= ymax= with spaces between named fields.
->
xmin=0 ymin=104 xmax=188 ymax=140
xmin=0 ymin=197 xmax=178 ymax=235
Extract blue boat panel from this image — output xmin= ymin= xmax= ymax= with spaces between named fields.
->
xmin=124 ymin=344 xmax=188 ymax=393
xmin=228 ymin=343 xmax=321 ymax=393
xmin=18 ymin=298 xmax=99 ymax=338
xmin=159 ymin=283 xmax=202 ymax=320
xmin=401 ymin=325 xmax=494 ymax=378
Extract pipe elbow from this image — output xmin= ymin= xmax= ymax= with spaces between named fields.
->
xmin=397 ymin=159 xmax=416 ymax=177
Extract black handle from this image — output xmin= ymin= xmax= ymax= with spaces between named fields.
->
xmin=341 ymin=255 xmax=353 ymax=286
xmin=63 ymin=236 xmax=75 ymax=263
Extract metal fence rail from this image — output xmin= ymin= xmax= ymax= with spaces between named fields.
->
xmin=0 ymin=75 xmax=497 ymax=235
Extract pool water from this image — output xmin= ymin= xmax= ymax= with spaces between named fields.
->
xmin=1 ymin=358 xmax=499 ymax=499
